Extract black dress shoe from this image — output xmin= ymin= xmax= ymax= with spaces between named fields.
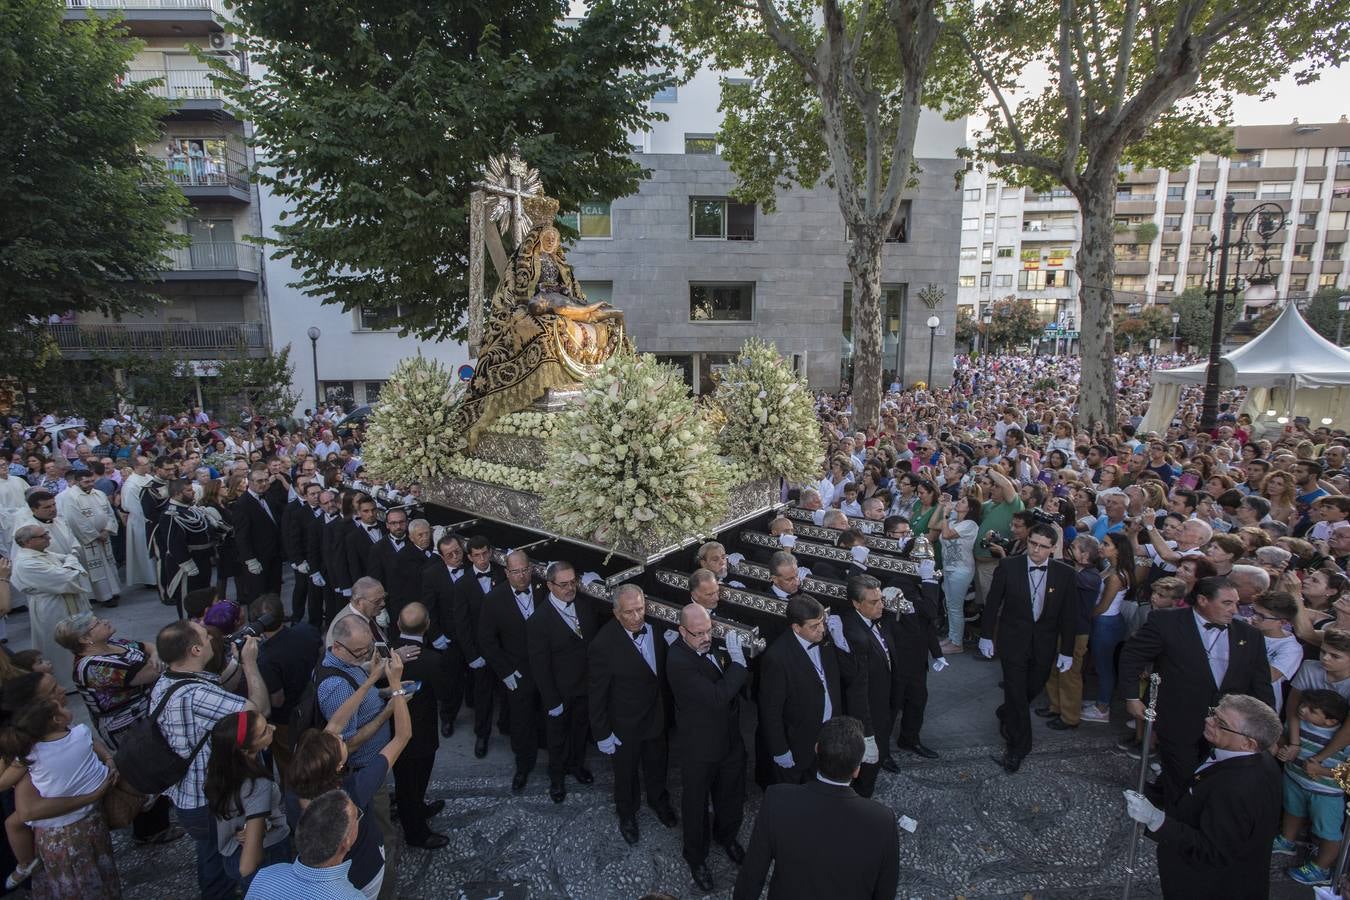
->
xmin=1046 ymin=716 xmax=1077 ymax=730
xmin=619 ymin=816 xmax=640 ymax=845
xmin=1033 ymin=706 xmax=1057 ymax=718
xmin=990 ymin=752 xmax=1023 ymax=774
xmin=549 ymin=782 xmax=566 ymax=804
xmin=474 ymin=736 xmax=488 ymax=758
xmin=723 ymin=839 xmax=746 ymax=865
xmin=879 ymin=756 xmax=901 ymax=773
xmin=651 ymin=802 xmax=678 ymax=828
xmin=897 ymin=741 xmax=939 ymax=759
xmin=103 ymin=596 xmax=119 ymax=608
xmin=570 ymin=767 xmax=594 ymax=785
xmin=690 ymin=862 xmax=715 ymax=892
xmin=441 ymin=721 xmax=454 ymax=738
xmin=423 ymin=799 xmax=445 ymax=818
xmin=406 ymin=832 xmax=450 ymax=850
xmin=511 ymin=771 xmax=528 ymax=793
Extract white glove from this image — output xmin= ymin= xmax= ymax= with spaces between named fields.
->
xmin=978 ymin=638 xmax=994 ymax=659
xmin=581 ymin=571 xmax=602 ymax=586
xmin=548 ymin=703 xmax=564 ymax=718
xmin=469 ymin=656 xmax=486 ymax=669
xmin=338 ymin=588 xmax=351 ymax=598
xmin=245 ymin=558 xmax=263 ymax=575
xmin=727 ymin=552 xmax=745 ymax=566
xmin=918 ymin=559 xmax=938 ymax=582
xmin=663 ymin=629 xmax=678 ymax=646
xmin=295 ymin=561 xmax=310 ymax=575
xmin=932 ymin=657 xmax=949 ymax=672
xmin=310 ymin=572 xmax=326 ymax=587
xmin=1123 ymin=789 xmax=1165 ymax=832
xmin=724 ymin=630 xmax=746 ymax=666
xmin=811 ymin=509 xmax=826 ymax=526
xmin=432 ymin=635 xmax=450 ymax=650
xmin=1056 ymin=654 xmax=1073 ymax=673
xmin=597 ymin=733 xmax=621 ymax=755
xmin=503 ymin=671 xmax=519 ymax=691
xmin=797 ymin=566 xmax=812 ymax=580
xmin=773 ymin=750 xmax=796 ymax=770
xmin=850 ymin=545 xmax=870 ymax=565
xmin=778 ymin=534 xmax=797 ymax=548
xmin=826 ymin=615 xmax=850 ymax=652
xmin=181 ymin=559 xmax=199 ymax=577
xmin=862 ymin=736 xmax=878 ymax=764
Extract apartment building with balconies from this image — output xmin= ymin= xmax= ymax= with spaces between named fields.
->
xmin=956 ymin=118 xmax=1350 ymax=350
xmin=55 ymin=0 xmax=269 ymax=366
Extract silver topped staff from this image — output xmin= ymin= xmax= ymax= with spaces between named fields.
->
xmin=1122 ymin=672 xmax=1161 ymax=900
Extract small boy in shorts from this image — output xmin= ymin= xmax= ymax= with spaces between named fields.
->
xmin=1274 ymin=688 xmax=1350 ymax=885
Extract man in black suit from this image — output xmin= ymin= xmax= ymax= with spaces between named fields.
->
xmin=1118 ymin=575 xmax=1276 ymax=806
xmin=1124 ymin=693 xmax=1283 ymax=898
xmin=392 ymin=602 xmax=449 ymax=849
xmin=837 ymin=575 xmax=896 ymax=797
xmin=233 ymin=467 xmax=284 ymax=602
xmin=322 ymin=491 xmax=359 ymax=609
xmin=733 ymin=715 xmax=899 ymax=900
xmin=455 ymin=534 xmax=505 ymax=755
xmin=422 ymin=533 xmax=472 ymax=739
xmin=308 ymin=489 xmax=341 ymax=626
xmin=978 ymin=523 xmax=1077 ymax=773
xmin=366 ymin=507 xmax=430 ymax=622
xmin=341 ymin=495 xmax=384 ymax=598
xmin=587 ymin=584 xmax=677 ymax=844
xmin=478 ymin=548 xmax=543 ymax=792
xmin=281 ymin=479 xmax=318 ymax=623
xmin=757 ymin=594 xmax=844 ymax=784
xmin=666 ymin=603 xmax=749 ymax=893
xmin=888 ymin=563 xmax=946 ymax=761
xmin=527 ymin=560 xmax=597 ymax=804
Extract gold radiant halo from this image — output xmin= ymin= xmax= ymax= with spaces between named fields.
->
xmin=481 ymin=152 xmax=544 ymax=236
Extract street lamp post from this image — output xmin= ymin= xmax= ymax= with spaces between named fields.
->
xmin=980 ymin=307 xmax=992 ymax=358
xmin=1066 ymin=313 xmax=1076 ymax=356
xmin=925 ymin=315 xmax=940 ymax=387
xmin=1171 ymin=313 xmax=1180 ymax=354
xmin=1200 ymin=195 xmax=1287 ymax=432
xmin=1338 ymin=295 xmax=1350 ymax=345
xmin=306 ymin=326 xmax=322 ymax=411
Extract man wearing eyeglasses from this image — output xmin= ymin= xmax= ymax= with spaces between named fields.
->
xmin=1119 ymin=575 xmax=1275 ymax=806
xmin=979 ymin=523 xmax=1078 ymax=774
xmin=1123 ymin=694 xmax=1282 ymax=899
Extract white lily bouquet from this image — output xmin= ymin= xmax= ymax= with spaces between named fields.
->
xmin=714 ymin=337 xmax=823 ymax=484
xmin=542 ymin=349 xmax=731 ymax=547
xmin=362 ymin=353 xmax=464 ymax=484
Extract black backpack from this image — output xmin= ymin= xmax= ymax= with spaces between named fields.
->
xmin=287 ymin=664 xmax=360 ymax=749
xmin=114 ymin=678 xmax=215 ymax=796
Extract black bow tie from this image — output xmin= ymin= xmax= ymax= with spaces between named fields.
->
xmin=809 ymin=640 xmax=826 ymax=650
xmin=515 ymin=590 xmax=531 ymax=599
xmin=1029 ymin=565 xmax=1047 ymax=571
xmin=449 ymin=565 xmax=463 ymax=575
xmin=632 ymin=627 xmax=647 ymax=641
xmin=1204 ymin=622 xmax=1228 ymax=632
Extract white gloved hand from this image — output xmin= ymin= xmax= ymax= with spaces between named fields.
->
xmin=727 ymin=552 xmax=745 ymax=566
xmin=581 ymin=571 xmax=602 ymax=586
xmin=773 ymin=750 xmax=796 ymax=770
xmin=295 ymin=561 xmax=311 ymax=575
xmin=310 ymin=572 xmax=326 ymax=587
xmin=548 ymin=703 xmax=564 ymax=718
xmin=724 ymin=630 xmax=746 ymax=666
xmin=797 ymin=566 xmax=812 ymax=580
xmin=811 ymin=509 xmax=826 ymax=526
xmin=918 ymin=559 xmax=938 ymax=582
xmin=1055 ymin=654 xmax=1074 ymax=673
xmin=597 ymin=733 xmax=621 ymax=755
xmin=862 ymin=736 xmax=879 ymax=764
xmin=468 ymin=656 xmax=486 ymax=669
xmin=663 ymin=629 xmax=678 ymax=646
xmin=182 ymin=559 xmax=199 ymax=577
xmin=978 ymin=638 xmax=995 ymax=659
xmin=432 ymin=635 xmax=450 ymax=650
xmin=245 ymin=558 xmax=263 ymax=576
xmin=932 ymin=657 xmax=949 ymax=672
xmin=503 ymin=671 xmax=519 ymax=691
xmin=778 ymin=533 xmax=797 ymax=548
xmin=338 ymin=588 xmax=351 ymax=598
xmin=851 ymin=545 xmax=870 ymax=565
xmin=1123 ymin=789 xmax=1165 ymax=832
xmin=826 ymin=615 xmax=850 ymax=652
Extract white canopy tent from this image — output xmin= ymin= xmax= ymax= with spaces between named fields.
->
xmin=1139 ymin=303 xmax=1350 ymax=435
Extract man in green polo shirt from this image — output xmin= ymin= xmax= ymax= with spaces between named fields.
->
xmin=973 ymin=468 xmax=1023 ymax=607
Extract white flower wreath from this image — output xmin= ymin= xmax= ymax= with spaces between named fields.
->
xmin=714 ymin=337 xmax=824 ymax=484
xmin=362 ymin=354 xmax=464 ymax=484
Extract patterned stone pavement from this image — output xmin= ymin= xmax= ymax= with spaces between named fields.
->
xmin=8 ymin=584 xmax=1315 ymax=899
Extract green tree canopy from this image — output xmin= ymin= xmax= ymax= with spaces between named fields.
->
xmin=0 ymin=0 xmax=189 ymax=319
xmin=982 ymin=297 xmax=1043 ymax=350
xmin=216 ymin=0 xmax=682 ymax=341
xmin=1303 ymin=286 xmax=1350 ymax=345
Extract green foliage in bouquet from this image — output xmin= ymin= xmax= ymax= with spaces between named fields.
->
xmin=714 ymin=338 xmax=823 ymax=484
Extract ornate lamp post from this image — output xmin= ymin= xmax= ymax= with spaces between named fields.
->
xmin=980 ymin=306 xmax=992 ymax=357
xmin=925 ymin=315 xmax=940 ymax=387
xmin=306 ymin=326 xmax=322 ymax=411
xmin=1200 ymin=196 xmax=1287 ymax=431
xmin=1171 ymin=313 xmax=1180 ymax=353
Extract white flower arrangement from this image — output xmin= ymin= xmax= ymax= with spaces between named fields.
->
xmin=362 ymin=354 xmax=464 ymax=484
xmin=541 ymin=349 xmax=732 ymax=547
xmin=486 ymin=411 xmax=558 ymax=439
xmin=447 ymin=454 xmax=548 ymax=493
xmin=714 ymin=337 xmax=824 ymax=484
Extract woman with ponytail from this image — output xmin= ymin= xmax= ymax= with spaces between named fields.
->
xmin=202 ymin=710 xmax=290 ymax=892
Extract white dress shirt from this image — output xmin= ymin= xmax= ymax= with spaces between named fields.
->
xmin=793 ymin=631 xmax=832 ymax=722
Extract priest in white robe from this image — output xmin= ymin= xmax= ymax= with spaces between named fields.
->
xmin=57 ymin=472 xmax=120 ymax=605
xmin=122 ymin=457 xmax=156 ymax=587
xmin=0 ymin=467 xmax=26 ymax=556
xmin=11 ymin=524 xmax=92 ymax=691
xmin=10 ymin=492 xmax=79 ymax=560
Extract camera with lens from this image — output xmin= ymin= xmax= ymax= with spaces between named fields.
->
xmin=1293 ymin=553 xmax=1332 ymax=573
xmin=1030 ymin=507 xmax=1062 ymax=527
xmin=981 ymin=531 xmax=1013 ymax=551
xmin=228 ymin=613 xmax=277 ymax=649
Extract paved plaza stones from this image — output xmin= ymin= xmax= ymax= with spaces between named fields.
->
xmin=16 ymin=582 xmax=1311 ymax=899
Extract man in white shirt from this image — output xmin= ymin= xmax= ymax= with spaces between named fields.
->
xmin=56 ymin=471 xmax=120 ymax=607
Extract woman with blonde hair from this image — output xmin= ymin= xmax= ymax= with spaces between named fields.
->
xmin=1261 ymin=470 xmax=1299 ymax=526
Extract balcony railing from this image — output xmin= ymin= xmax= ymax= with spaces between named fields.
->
xmin=67 ymin=0 xmax=224 ymax=10
xmin=165 ymin=242 xmax=259 ymax=273
xmin=149 ymin=152 xmax=249 ymax=192
xmin=47 ymin=322 xmax=265 ymax=355
xmin=125 ymin=69 xmax=229 ymax=103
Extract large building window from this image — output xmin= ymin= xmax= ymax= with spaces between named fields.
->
xmin=684 ymin=134 xmax=717 ymax=154
xmin=1325 ymin=242 xmax=1345 ymax=261
xmin=995 ymin=274 xmax=1012 ymax=287
xmin=557 ymin=201 xmax=612 ymax=238
xmin=841 ymin=284 xmax=905 ymax=387
xmin=358 ymin=304 xmax=407 ymax=331
xmin=1337 ymin=148 xmax=1350 ymax=167
xmin=690 ymin=198 xmax=755 ymax=241
xmin=653 ymin=85 xmax=678 ymax=102
xmin=1019 ymin=269 xmax=1071 ymax=290
xmin=958 ymin=275 xmax=976 ymax=288
xmin=962 ymin=217 xmax=979 ymax=231
xmin=579 ymin=281 xmax=613 ymax=303
xmin=964 ymin=188 xmax=981 ymax=201
xmin=689 ymin=282 xmax=754 ymax=321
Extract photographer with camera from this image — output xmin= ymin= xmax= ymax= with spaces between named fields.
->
xmin=972 ymin=467 xmax=1023 ymax=609
xmin=251 ymin=593 xmax=322 ymax=781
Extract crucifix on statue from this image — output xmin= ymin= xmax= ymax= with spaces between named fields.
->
xmin=468 ymin=145 xmax=544 ymax=355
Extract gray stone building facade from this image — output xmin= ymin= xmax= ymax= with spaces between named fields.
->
xmin=566 ymin=151 xmax=965 ymax=392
